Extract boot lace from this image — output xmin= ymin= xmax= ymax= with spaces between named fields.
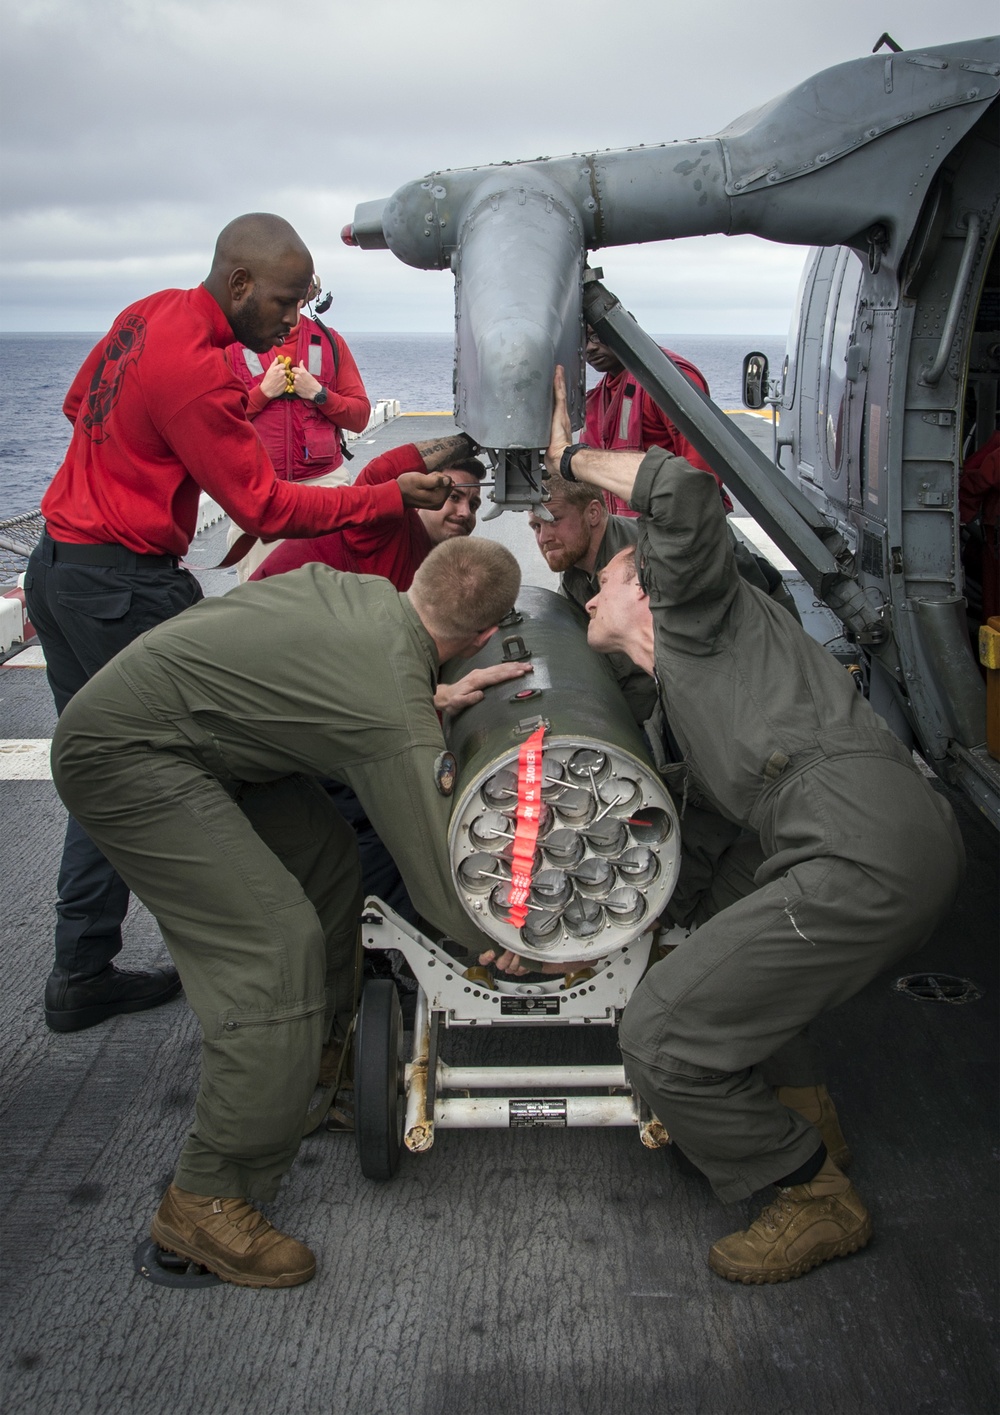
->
xmin=211 ymin=1197 xmax=273 ymax=1241
xmin=751 ymin=1189 xmax=797 ymax=1238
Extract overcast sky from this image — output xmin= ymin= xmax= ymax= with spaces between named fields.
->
xmin=1 ymin=0 xmax=996 ymax=334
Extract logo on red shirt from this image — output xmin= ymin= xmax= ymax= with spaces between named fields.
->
xmin=81 ymin=313 xmax=147 ymax=443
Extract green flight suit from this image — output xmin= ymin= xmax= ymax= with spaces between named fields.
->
xmin=560 ymin=512 xmax=799 ymax=732
xmin=616 ymin=451 xmax=965 ymax=1202
xmin=560 ymin=514 xmax=770 ymax=930
xmin=51 ymin=566 xmax=492 ymax=1201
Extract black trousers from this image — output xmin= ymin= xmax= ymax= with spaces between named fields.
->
xmin=24 ymin=532 xmax=203 ymax=974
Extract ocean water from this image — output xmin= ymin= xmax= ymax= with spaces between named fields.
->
xmin=0 ymin=331 xmax=787 ymax=520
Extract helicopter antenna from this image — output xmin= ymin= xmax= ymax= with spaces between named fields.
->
xmin=872 ymin=33 xmax=902 ymax=53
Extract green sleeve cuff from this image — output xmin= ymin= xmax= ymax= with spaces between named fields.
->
xmin=629 ymin=449 xmax=672 ymax=515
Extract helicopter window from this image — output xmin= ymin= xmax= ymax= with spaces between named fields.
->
xmin=780 ymin=252 xmax=816 ymax=408
xmin=821 ymin=251 xmax=864 ymax=477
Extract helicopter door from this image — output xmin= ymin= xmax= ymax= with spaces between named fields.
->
xmin=817 ymin=250 xmax=865 ymax=517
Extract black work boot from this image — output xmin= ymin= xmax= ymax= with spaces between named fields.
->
xmin=44 ymin=964 xmax=182 ymax=1033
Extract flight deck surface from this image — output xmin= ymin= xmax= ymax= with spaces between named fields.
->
xmin=1 ymin=414 xmax=997 ymax=1415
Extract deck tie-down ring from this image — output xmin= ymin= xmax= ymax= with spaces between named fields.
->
xmin=893 ymin=973 xmax=983 ymax=1004
xmin=133 ymin=1238 xmax=223 ymax=1289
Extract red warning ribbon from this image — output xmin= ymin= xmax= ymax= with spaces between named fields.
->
xmin=504 ymin=724 xmax=547 ymax=928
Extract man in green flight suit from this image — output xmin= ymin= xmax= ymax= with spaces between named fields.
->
xmin=50 ymin=536 xmax=521 ymax=1289
xmin=527 ymin=472 xmax=800 ymax=932
xmin=543 ymin=367 xmax=964 ymax=1284
xmin=522 ymin=475 xmax=851 ymax=1164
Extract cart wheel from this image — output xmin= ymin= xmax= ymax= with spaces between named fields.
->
xmin=354 ymin=980 xmax=405 ymax=1180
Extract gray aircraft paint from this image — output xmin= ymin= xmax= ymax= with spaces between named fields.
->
xmin=350 ymin=35 xmax=1000 ymax=825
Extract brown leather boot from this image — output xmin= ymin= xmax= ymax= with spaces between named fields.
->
xmin=776 ymin=1084 xmax=853 ymax=1168
xmin=150 ymin=1184 xmax=315 ymax=1288
xmin=708 ymin=1156 xmax=872 ymax=1284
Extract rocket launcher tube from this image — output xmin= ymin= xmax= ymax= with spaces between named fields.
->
xmin=443 ymin=587 xmax=681 ymax=965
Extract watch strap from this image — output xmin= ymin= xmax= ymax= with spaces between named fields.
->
xmin=559 ymin=443 xmax=588 ymax=481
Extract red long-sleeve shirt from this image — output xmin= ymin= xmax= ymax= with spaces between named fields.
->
xmin=584 ymin=351 xmax=730 ymax=516
xmin=42 ymin=284 xmax=398 ymax=556
xmin=960 ymin=430 xmax=1000 ymax=528
xmin=249 ymin=443 xmax=428 ymax=589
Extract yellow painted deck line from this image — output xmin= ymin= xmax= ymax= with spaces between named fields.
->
xmin=0 ymin=739 xmax=52 ymax=779
xmin=724 ymin=408 xmax=779 ymax=421
xmin=400 ymin=408 xmax=780 ymax=421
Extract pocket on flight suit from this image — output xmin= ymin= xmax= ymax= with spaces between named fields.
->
xmin=215 ymin=997 xmax=327 ymax=1036
xmin=208 ymin=998 xmax=327 ymax=1154
xmin=657 ymin=762 xmax=689 ymax=814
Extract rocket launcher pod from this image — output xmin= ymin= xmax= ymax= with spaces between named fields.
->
xmin=441 ymin=587 xmax=680 ymax=963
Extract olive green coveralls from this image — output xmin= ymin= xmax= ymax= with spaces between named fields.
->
xmin=51 ymin=567 xmax=491 ymax=1201
xmin=561 ymin=513 xmax=773 ymax=930
xmin=617 ymin=452 xmax=965 ymax=1203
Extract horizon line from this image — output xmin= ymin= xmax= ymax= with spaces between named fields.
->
xmin=0 ymin=328 xmax=789 ymax=339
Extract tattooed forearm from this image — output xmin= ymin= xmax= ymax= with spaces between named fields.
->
xmin=416 ymin=433 xmax=478 ymax=470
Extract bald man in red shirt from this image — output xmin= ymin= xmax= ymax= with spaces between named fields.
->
xmin=26 ymin=214 xmax=455 ymax=1033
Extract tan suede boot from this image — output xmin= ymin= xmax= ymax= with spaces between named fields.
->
xmin=317 ymin=1037 xmax=349 ymax=1089
xmin=150 ymin=1184 xmax=316 ymax=1288
xmin=776 ymin=1083 xmax=852 ymax=1168
xmin=708 ymin=1156 xmax=872 ymax=1284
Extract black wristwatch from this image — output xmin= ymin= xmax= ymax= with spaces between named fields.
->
xmin=312 ymin=387 xmax=328 ymax=406
xmin=559 ymin=443 xmax=589 ymax=481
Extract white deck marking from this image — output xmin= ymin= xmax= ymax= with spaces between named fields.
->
xmin=728 ymin=514 xmax=795 ymax=573
xmin=2 ymin=644 xmax=46 ymax=667
xmin=0 ymin=739 xmax=52 ymax=779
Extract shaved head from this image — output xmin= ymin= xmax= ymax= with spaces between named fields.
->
xmin=209 ymin=213 xmax=311 ymax=281
xmin=204 ymin=213 xmax=314 ymax=353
